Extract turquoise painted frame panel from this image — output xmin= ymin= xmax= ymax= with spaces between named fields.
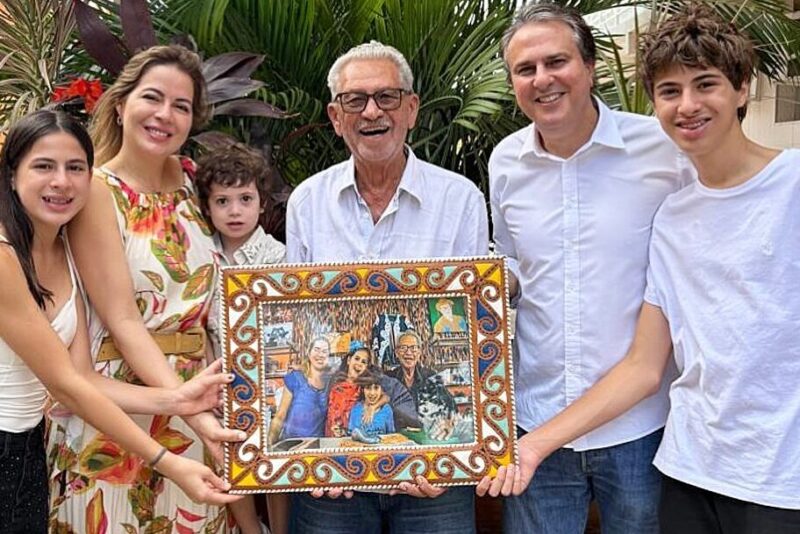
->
xmin=221 ymin=256 xmax=516 ymax=493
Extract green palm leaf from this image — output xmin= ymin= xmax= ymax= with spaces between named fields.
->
xmin=160 ymin=0 xmax=800 ymax=189
xmin=0 ymin=0 xmax=76 ymax=130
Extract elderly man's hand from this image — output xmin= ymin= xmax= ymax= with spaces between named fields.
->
xmin=389 ymin=475 xmax=447 ymax=498
xmin=310 ymin=487 xmax=354 ymax=499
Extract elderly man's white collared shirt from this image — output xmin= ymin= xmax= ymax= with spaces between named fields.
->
xmin=489 ymin=99 xmax=694 ymax=450
xmin=286 ymin=148 xmax=488 ymax=263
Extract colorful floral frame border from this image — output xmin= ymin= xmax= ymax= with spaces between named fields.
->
xmin=221 ymin=256 xmax=517 ymax=493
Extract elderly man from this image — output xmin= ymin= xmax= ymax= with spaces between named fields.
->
xmin=386 ymin=330 xmax=456 ymax=441
xmin=285 ymin=40 xmax=487 ymax=534
xmin=483 ymin=4 xmax=694 ymax=534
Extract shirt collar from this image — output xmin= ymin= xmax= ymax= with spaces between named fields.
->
xmin=215 ymin=226 xmax=282 ymax=266
xmin=519 ymin=97 xmax=626 ymax=160
xmin=335 ymin=145 xmax=424 ymax=206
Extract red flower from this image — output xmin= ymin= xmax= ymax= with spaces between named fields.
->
xmin=51 ymin=77 xmax=104 ymax=113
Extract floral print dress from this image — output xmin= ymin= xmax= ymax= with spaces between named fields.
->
xmin=47 ymin=159 xmax=232 ymax=533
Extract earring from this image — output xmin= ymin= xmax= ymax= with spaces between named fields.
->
xmin=116 ymin=115 xmax=122 ymax=126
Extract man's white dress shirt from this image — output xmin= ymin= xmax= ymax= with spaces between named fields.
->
xmin=286 ymin=148 xmax=488 ymax=263
xmin=489 ymin=99 xmax=694 ymax=450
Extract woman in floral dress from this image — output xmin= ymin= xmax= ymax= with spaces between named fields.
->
xmin=48 ymin=45 xmax=242 ymax=533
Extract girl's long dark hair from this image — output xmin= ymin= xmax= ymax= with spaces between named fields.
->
xmin=331 ymin=346 xmax=373 ymax=386
xmin=0 ymin=109 xmax=94 ymax=308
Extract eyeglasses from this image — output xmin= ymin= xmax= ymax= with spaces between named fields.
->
xmin=334 ymin=88 xmax=408 ymax=113
xmin=395 ymin=345 xmax=420 ymax=354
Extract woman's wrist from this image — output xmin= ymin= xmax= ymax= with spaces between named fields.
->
xmin=149 ymin=445 xmax=169 ymax=467
xmin=150 ymin=448 xmax=180 ymax=476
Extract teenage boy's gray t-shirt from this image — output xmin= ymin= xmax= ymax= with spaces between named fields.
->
xmin=644 ymin=148 xmax=800 ymax=510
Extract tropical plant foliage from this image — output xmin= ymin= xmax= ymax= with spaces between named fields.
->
xmin=162 ymin=0 xmax=800 ymax=188
xmin=72 ymin=0 xmax=286 ymax=121
xmin=0 ymin=0 xmax=76 ymax=131
xmin=583 ymin=0 xmax=800 ymax=114
xmin=3 ymin=0 xmax=799 ymax=185
xmin=164 ymin=0 xmax=527 ymax=190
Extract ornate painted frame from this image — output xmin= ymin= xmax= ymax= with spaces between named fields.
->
xmin=221 ymin=256 xmax=516 ymax=493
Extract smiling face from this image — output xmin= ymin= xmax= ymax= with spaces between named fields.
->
xmin=327 ymin=58 xmax=419 ymax=170
xmin=14 ymin=131 xmax=91 ymax=232
xmin=116 ymin=64 xmax=194 ymax=159
xmin=395 ymin=335 xmax=421 ymax=372
xmin=506 ymin=21 xmax=596 ymax=150
xmin=308 ymin=340 xmax=330 ymax=371
xmin=347 ymin=349 xmax=370 ymax=379
xmin=207 ymin=181 xmax=262 ymax=251
xmin=652 ymin=63 xmax=748 ymax=160
xmin=363 ymin=383 xmax=383 ymax=406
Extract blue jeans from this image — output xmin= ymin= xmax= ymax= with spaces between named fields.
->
xmin=504 ymin=428 xmax=663 ymax=534
xmin=290 ymin=487 xmax=475 ymax=534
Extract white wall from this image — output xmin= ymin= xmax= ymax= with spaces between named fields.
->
xmin=744 ymin=76 xmax=800 ymax=148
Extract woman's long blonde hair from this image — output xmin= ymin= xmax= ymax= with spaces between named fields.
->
xmin=90 ymin=45 xmax=210 ymax=165
xmin=302 ymin=336 xmax=331 ymax=377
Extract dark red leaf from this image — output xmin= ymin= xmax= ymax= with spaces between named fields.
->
xmin=202 ymin=52 xmax=265 ymax=82
xmin=206 ymin=78 xmax=265 ymax=104
xmin=73 ymin=0 xmax=128 ymax=76
xmin=212 ymin=98 xmax=290 ymax=119
xmin=120 ymin=0 xmax=158 ymax=52
xmin=190 ymin=131 xmax=239 ymax=151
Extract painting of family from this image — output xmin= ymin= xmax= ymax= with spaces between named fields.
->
xmin=260 ymin=296 xmax=474 ymax=452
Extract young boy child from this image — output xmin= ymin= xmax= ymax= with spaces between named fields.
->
xmin=197 ymin=142 xmax=285 ymax=534
xmin=196 ymin=143 xmax=286 ymax=269
xmin=348 ymin=368 xmax=395 ymax=438
xmin=479 ymin=6 xmax=800 ymax=532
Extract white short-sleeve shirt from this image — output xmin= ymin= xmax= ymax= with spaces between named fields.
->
xmin=645 ymin=149 xmax=800 ymax=510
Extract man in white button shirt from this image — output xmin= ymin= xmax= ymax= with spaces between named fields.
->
xmin=285 ymin=41 xmax=488 ymax=534
xmin=486 ymin=4 xmax=692 ymax=533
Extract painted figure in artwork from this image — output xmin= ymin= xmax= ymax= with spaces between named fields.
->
xmin=432 ymin=298 xmax=467 ymax=334
xmin=268 ymin=336 xmax=330 ymax=443
xmin=348 ymin=367 xmax=395 ymax=439
xmin=326 ymin=342 xmax=372 ymax=437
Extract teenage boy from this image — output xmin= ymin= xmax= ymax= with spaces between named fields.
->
xmin=479 ymin=6 xmax=800 ymax=533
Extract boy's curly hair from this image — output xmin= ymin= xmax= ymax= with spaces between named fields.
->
xmin=195 ymin=143 xmax=270 ymax=218
xmin=638 ymin=4 xmax=756 ymax=121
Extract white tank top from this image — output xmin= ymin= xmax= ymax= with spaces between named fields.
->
xmin=0 ymin=234 xmax=79 ymax=432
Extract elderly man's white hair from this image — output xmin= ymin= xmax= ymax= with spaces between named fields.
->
xmin=327 ymin=40 xmax=414 ymax=100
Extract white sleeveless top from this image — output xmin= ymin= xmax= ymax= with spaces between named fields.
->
xmin=0 ymin=235 xmax=79 ymax=432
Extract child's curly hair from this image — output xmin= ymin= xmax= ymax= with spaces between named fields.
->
xmin=638 ymin=4 xmax=756 ymax=121
xmin=195 ymin=142 xmax=270 ymax=218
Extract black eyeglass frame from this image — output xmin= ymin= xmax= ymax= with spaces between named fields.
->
xmin=333 ymin=88 xmax=411 ymax=113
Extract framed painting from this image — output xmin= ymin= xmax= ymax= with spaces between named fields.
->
xmin=221 ymin=256 xmax=517 ymax=493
